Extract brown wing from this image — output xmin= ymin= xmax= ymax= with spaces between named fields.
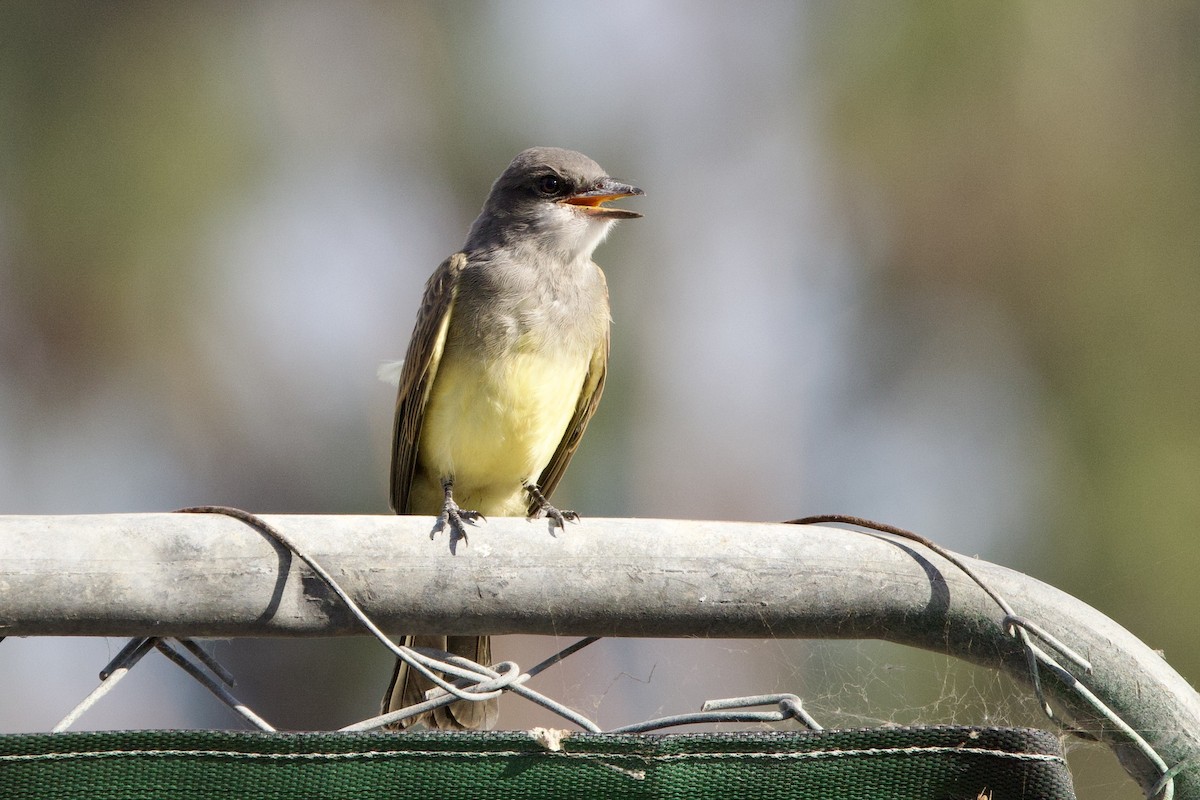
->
xmin=526 ymin=331 xmax=609 ymax=514
xmin=390 ymin=253 xmax=466 ymax=513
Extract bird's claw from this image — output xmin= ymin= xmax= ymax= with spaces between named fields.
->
xmin=524 ymin=483 xmax=579 ymax=530
xmin=433 ymin=499 xmax=485 ymax=542
xmin=543 ymin=505 xmax=579 ymax=529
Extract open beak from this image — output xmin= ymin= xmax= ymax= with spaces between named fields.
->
xmin=562 ymin=178 xmax=644 ymax=219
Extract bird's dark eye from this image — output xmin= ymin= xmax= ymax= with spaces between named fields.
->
xmin=535 ymin=175 xmax=565 ymax=196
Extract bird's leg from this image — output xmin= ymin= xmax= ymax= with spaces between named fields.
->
xmin=524 ymin=482 xmax=579 ymax=529
xmin=435 ymin=478 xmax=485 ymax=541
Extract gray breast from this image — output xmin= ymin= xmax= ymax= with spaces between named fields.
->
xmin=452 ymin=253 xmax=609 ymax=359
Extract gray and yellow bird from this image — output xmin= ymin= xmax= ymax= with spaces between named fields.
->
xmin=381 ymin=147 xmax=642 ymax=729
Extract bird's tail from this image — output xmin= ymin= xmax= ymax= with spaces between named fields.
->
xmin=381 ymin=635 xmax=499 ymax=730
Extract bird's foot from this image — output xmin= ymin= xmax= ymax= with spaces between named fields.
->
xmin=524 ymin=483 xmax=580 ymax=530
xmin=434 ymin=480 xmax=484 ymax=542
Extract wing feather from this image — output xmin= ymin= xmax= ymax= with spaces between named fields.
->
xmin=527 ymin=331 xmax=609 ymax=513
xmin=390 ymin=253 xmax=465 ymax=513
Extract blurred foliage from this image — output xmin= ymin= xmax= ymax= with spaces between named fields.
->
xmin=815 ymin=2 xmax=1200 ymax=684
xmin=0 ymin=4 xmax=261 ymax=386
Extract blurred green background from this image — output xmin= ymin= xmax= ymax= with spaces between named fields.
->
xmin=1 ymin=3 xmax=1196 ymax=797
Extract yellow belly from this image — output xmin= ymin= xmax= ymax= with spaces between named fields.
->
xmin=410 ymin=346 xmax=589 ymax=516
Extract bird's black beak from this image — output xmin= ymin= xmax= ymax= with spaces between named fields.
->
xmin=562 ymin=178 xmax=644 ymax=219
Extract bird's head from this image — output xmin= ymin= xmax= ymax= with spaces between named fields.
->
xmin=469 ymin=147 xmax=643 ymax=261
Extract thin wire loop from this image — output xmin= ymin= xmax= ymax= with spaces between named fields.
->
xmin=790 ymin=514 xmax=1175 ymax=800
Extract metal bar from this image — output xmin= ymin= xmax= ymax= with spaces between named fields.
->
xmin=0 ymin=513 xmax=1195 ymax=796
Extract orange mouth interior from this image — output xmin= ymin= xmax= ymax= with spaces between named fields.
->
xmin=564 ymin=193 xmax=630 ymax=208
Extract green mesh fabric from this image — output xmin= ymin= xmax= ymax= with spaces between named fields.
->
xmin=0 ymin=726 xmax=1074 ymax=799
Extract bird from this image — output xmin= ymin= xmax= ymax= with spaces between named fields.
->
xmin=380 ymin=146 xmax=642 ymax=729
